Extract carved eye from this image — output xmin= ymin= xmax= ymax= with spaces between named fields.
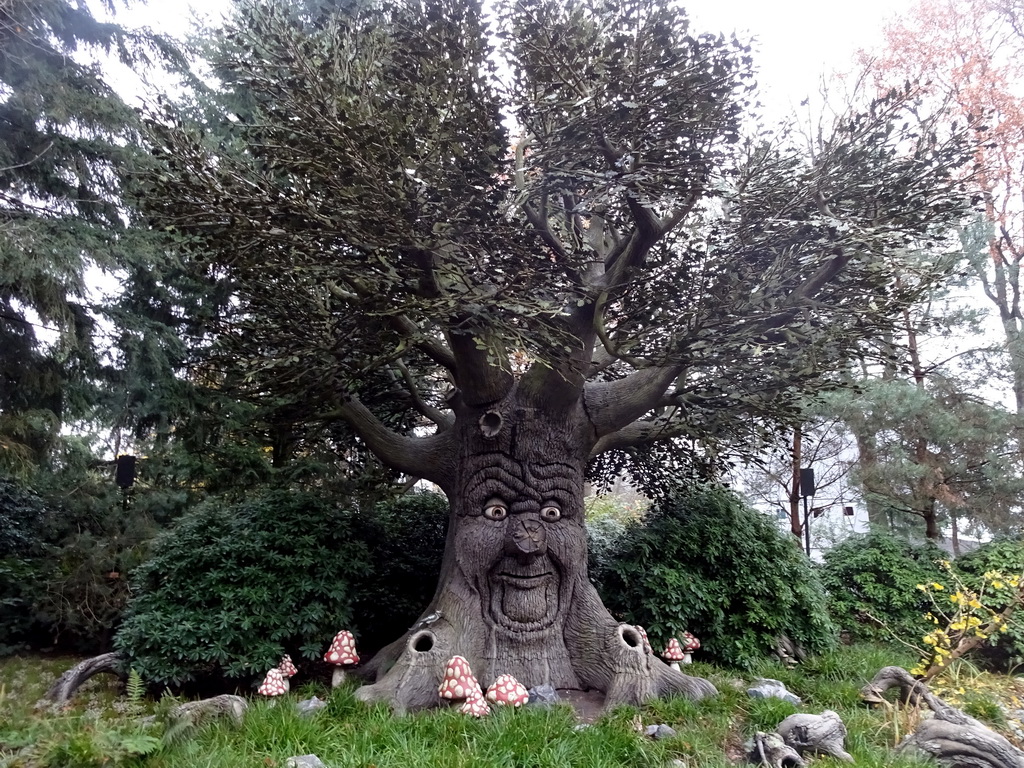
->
xmin=483 ymin=501 xmax=508 ymax=521
xmin=540 ymin=504 xmax=561 ymax=522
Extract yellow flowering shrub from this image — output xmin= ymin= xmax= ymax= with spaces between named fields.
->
xmin=910 ymin=562 xmax=1022 ymax=681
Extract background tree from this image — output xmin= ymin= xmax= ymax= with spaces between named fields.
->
xmin=141 ymin=0 xmax=975 ymax=711
xmin=821 ymin=264 xmax=1024 ymax=544
xmin=0 ymin=0 xmax=158 ymax=471
xmin=864 ymin=0 xmax=1024 ymax=412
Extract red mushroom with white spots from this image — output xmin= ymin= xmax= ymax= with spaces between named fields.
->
xmin=324 ymin=630 xmax=359 ymax=687
xmin=662 ymin=637 xmax=686 ymax=671
xmin=438 ymin=655 xmax=481 ymax=701
xmin=278 ymin=654 xmax=298 ymax=678
xmin=458 ymin=691 xmax=491 ymax=717
xmin=257 ymin=666 xmax=289 ymax=697
xmin=681 ymin=631 xmax=700 ymax=664
xmin=485 ymin=674 xmax=530 ymax=707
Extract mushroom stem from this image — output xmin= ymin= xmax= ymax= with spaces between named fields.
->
xmin=683 ymin=653 xmax=692 ymax=665
xmin=332 ymin=667 xmax=347 ymax=688
xmin=670 ymin=661 xmax=681 ymax=671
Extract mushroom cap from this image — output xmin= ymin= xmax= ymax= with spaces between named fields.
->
xmin=278 ymin=654 xmax=298 ymax=677
xmin=438 ymin=655 xmax=481 ymax=700
xmin=681 ymin=631 xmax=701 ymax=652
xmin=662 ymin=637 xmax=686 ymax=662
xmin=324 ymin=630 xmax=359 ymax=665
xmin=257 ymin=667 xmax=289 ymax=696
xmin=458 ymin=691 xmax=491 ymax=717
xmin=485 ymin=674 xmax=530 ymax=707
xmin=633 ymin=625 xmax=653 ymax=654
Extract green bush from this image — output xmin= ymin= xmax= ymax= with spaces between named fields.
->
xmin=819 ymin=530 xmax=949 ymax=644
xmin=352 ymin=492 xmax=449 ymax=652
xmin=598 ymin=485 xmax=837 ymax=667
xmin=115 ymin=489 xmax=372 ymax=688
xmin=115 ymin=489 xmax=450 ymax=688
xmin=954 ymin=537 xmax=1024 ymax=670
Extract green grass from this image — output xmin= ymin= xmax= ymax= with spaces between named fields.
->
xmin=0 ymin=645 xmax=1015 ymax=768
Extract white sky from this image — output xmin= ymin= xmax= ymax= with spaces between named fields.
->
xmin=123 ymin=0 xmax=918 ymax=114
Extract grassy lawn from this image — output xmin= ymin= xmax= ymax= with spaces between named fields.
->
xmin=1 ymin=645 xmax=1017 ymax=767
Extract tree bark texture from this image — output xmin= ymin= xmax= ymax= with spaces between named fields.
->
xmin=775 ymin=710 xmax=853 ymax=762
xmin=42 ymin=652 xmax=124 ymax=705
xmin=355 ymin=385 xmax=716 ymax=713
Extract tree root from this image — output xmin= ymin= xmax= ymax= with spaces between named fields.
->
xmin=863 ymin=666 xmax=1024 ymax=768
xmin=168 ymin=694 xmax=248 ymax=727
xmin=749 ymin=731 xmax=807 ymax=768
xmin=775 ymin=710 xmax=853 ymax=762
xmin=41 ymin=652 xmax=125 ymax=706
xmin=356 ymin=619 xmax=716 ymax=714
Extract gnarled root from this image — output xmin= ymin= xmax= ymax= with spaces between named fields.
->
xmin=860 ymin=665 xmax=932 ymax=708
xmin=749 ymin=731 xmax=807 ymax=768
xmin=776 ymin=710 xmax=853 ymax=762
xmin=42 ymin=652 xmax=125 ymax=706
xmin=355 ymin=627 xmax=453 ymax=714
xmin=602 ymin=624 xmax=716 ymax=709
xmin=863 ymin=666 xmax=1024 ymax=768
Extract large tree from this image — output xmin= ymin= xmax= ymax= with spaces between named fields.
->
xmin=144 ymin=0 xmax=974 ymax=710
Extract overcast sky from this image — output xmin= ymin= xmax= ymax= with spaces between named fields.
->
xmin=123 ymin=0 xmax=919 ymax=113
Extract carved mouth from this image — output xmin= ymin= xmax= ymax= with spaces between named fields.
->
xmin=488 ymin=558 xmax=560 ymax=631
xmin=497 ymin=571 xmax=553 ymax=589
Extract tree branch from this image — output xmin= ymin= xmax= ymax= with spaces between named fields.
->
xmin=583 ymin=365 xmax=683 ymax=437
xmin=393 ymin=359 xmax=454 ymax=431
xmin=446 ymin=330 xmax=514 ymax=406
xmin=589 ymin=415 xmax=690 ymax=457
xmin=331 ymin=396 xmax=457 ymax=490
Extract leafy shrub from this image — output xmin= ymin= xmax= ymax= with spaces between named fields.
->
xmin=115 ymin=489 xmax=372 ymax=688
xmin=819 ymin=530 xmax=949 ymax=643
xmin=954 ymin=537 xmax=1024 ymax=670
xmin=0 ymin=476 xmax=48 ymax=555
xmin=115 ymin=489 xmax=450 ymax=688
xmin=598 ymin=484 xmax=837 ymax=667
xmin=351 ymin=492 xmax=449 ymax=652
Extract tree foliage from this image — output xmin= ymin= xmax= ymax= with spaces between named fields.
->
xmin=138 ymin=0 xmax=978 ymax=484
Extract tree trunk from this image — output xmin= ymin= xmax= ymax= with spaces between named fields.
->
xmin=355 ymin=386 xmax=716 ymax=713
xmin=789 ymin=428 xmax=803 ymax=540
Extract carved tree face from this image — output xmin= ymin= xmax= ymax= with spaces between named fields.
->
xmin=454 ymin=453 xmax=587 ymax=635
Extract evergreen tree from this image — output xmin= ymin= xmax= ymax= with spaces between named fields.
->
xmin=0 ymin=0 xmax=155 ymax=471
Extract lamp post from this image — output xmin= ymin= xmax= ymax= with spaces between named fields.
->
xmin=800 ymin=467 xmax=815 ymax=557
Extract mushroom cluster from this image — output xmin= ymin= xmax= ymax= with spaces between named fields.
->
xmin=439 ymin=656 xmax=490 ymax=717
xmin=662 ymin=632 xmax=701 ymax=669
xmin=324 ymin=630 xmax=359 ymax=687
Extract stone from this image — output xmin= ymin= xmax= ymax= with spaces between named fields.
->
xmin=747 ymin=678 xmax=802 ymax=706
xmin=286 ymin=756 xmax=326 ymax=768
xmin=527 ymin=684 xmax=560 ymax=705
xmin=645 ymin=724 xmax=678 ymax=740
xmin=295 ymin=695 xmax=328 ymax=717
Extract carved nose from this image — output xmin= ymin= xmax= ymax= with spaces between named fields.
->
xmin=506 ymin=516 xmax=546 ymax=557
